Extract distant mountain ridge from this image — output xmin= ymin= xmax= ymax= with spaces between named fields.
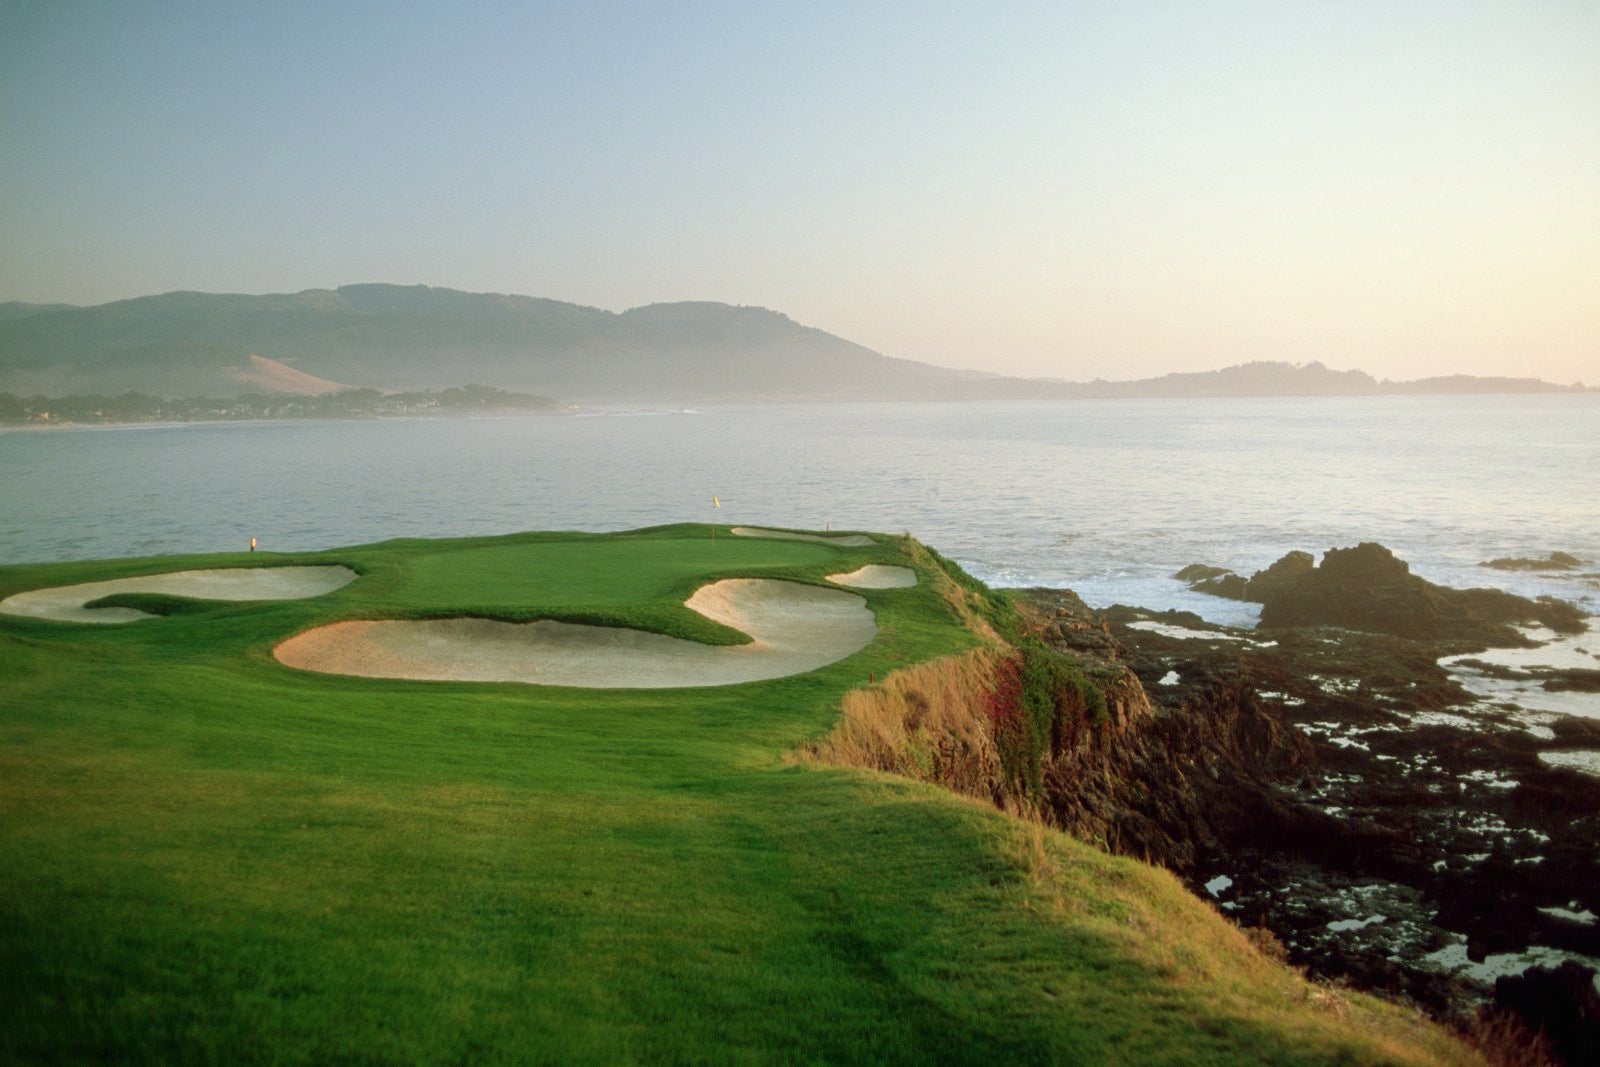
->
xmin=1051 ymin=360 xmax=1589 ymax=399
xmin=0 ymin=284 xmax=1588 ymax=402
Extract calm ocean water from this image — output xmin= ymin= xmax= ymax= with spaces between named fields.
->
xmin=3 ymin=396 xmax=1598 ymax=624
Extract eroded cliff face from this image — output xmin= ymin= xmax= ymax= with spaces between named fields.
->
xmin=801 ymin=585 xmax=1315 ymax=878
xmin=805 ymin=566 xmax=1598 ymax=1061
xmin=1018 ymin=588 xmax=1314 ymax=874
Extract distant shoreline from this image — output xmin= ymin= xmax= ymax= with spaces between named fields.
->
xmin=5 ymin=388 xmax=1598 ymax=433
xmin=0 ymin=410 xmax=576 ymax=433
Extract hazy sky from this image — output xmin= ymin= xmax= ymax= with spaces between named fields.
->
xmin=2 ymin=2 xmax=1596 ymax=382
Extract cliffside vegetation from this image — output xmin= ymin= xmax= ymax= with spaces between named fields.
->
xmin=800 ymin=543 xmax=1136 ymax=824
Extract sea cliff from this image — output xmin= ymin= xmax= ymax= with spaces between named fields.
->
xmin=804 ymin=543 xmax=1598 ymax=1064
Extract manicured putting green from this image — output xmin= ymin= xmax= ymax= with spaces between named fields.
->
xmin=395 ymin=537 xmax=836 ymax=610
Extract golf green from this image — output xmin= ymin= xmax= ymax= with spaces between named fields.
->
xmin=0 ymin=526 xmax=1475 ymax=1064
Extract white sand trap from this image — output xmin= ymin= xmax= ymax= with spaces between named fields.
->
xmin=730 ymin=526 xmax=875 ymax=547
xmin=0 ymin=566 xmax=357 ymax=624
xmin=827 ymin=565 xmax=918 ymax=589
xmin=275 ymin=578 xmax=875 ymax=689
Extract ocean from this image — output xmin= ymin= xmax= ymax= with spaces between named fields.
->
xmin=3 ymin=395 xmax=1598 ymax=626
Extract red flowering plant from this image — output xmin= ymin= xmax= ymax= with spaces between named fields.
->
xmin=986 ymin=653 xmax=1024 ymax=725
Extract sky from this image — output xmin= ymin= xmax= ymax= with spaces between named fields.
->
xmin=1 ymin=1 xmax=1596 ymax=383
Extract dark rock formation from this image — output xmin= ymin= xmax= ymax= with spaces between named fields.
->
xmin=1543 ymin=670 xmax=1600 ymax=693
xmin=1195 ymin=572 xmax=1249 ymax=600
xmin=1247 ymin=550 xmax=1316 ymax=601
xmin=1244 ymin=542 xmax=1584 ymax=644
xmin=1173 ymin=564 xmax=1232 ymax=583
xmin=1016 ymin=581 xmax=1600 ymax=1060
xmin=1174 ymin=550 xmax=1315 ymax=603
xmin=1482 ymin=552 xmax=1583 ymax=572
xmin=1494 ymin=962 xmax=1600 ymax=1067
xmin=1019 ymin=589 xmax=1316 ymax=874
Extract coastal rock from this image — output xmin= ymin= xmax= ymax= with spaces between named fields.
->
xmin=1494 ymin=962 xmax=1600 ymax=1067
xmin=1010 ymin=541 xmax=1600 ymax=1067
xmin=1173 ymin=564 xmax=1250 ymax=600
xmin=1017 ymin=589 xmax=1314 ymax=874
xmin=1024 ymin=587 xmax=1126 ymax=661
xmin=1246 ymin=550 xmax=1316 ymax=601
xmin=1173 ymin=564 xmax=1233 ymax=583
xmin=1006 ymin=561 xmax=1600 ymax=1061
xmin=1481 ymin=551 xmax=1583 ymax=572
xmin=1252 ymin=542 xmax=1585 ymax=644
xmin=1542 ymin=670 xmax=1600 ymax=693
xmin=1196 ymin=572 xmax=1250 ymax=600
xmin=1175 ymin=551 xmax=1314 ymax=603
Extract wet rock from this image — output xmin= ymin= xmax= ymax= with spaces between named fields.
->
xmin=1174 ymin=564 xmax=1251 ymax=600
xmin=1017 ymin=573 xmax=1600 ymax=1041
xmin=1253 ymin=542 xmax=1586 ymax=644
xmin=1175 ymin=553 xmax=1314 ymax=603
xmin=1174 ymin=564 xmax=1234 ymax=583
xmin=1541 ymin=669 xmax=1600 ymax=693
xmin=1481 ymin=551 xmax=1584 ymax=571
xmin=1195 ymin=572 xmax=1249 ymax=599
xmin=1246 ymin=550 xmax=1316 ymax=601
xmin=1550 ymin=718 xmax=1600 ymax=746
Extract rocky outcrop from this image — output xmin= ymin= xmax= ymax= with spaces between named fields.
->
xmin=1248 ymin=550 xmax=1317 ymax=601
xmin=1089 ymin=590 xmax=1600 ymax=1058
xmin=809 ymin=586 xmax=1321 ymax=877
xmin=1481 ymin=551 xmax=1583 ymax=572
xmin=812 ymin=562 xmax=1598 ymax=1063
xmin=1254 ymin=542 xmax=1585 ymax=644
xmin=1017 ymin=589 xmax=1314 ymax=874
xmin=1173 ymin=551 xmax=1314 ymax=602
xmin=1182 ymin=542 xmax=1585 ymax=644
xmin=1494 ymin=962 xmax=1600 ymax=1067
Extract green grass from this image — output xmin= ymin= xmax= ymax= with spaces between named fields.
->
xmin=0 ymin=526 xmax=1474 ymax=1064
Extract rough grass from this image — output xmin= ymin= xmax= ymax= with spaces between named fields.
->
xmin=797 ymin=648 xmax=1011 ymax=806
xmin=0 ymin=526 xmax=1478 ymax=1064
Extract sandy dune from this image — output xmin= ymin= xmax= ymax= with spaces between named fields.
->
xmin=0 ymin=566 xmax=358 ymax=623
xmin=231 ymin=353 xmax=353 ymax=395
xmin=826 ymin=565 xmax=918 ymax=589
xmin=274 ymin=578 xmax=875 ymax=689
xmin=729 ymin=526 xmax=875 ymax=547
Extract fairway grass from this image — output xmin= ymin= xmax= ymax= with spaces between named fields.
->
xmin=0 ymin=526 xmax=1477 ymax=1064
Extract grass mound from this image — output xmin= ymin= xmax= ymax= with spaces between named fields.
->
xmin=0 ymin=526 xmax=1476 ymax=1063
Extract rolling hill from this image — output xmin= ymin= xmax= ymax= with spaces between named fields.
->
xmin=0 ymin=284 xmax=1586 ymax=403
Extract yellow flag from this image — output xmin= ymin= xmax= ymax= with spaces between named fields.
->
xmin=712 ymin=496 xmax=720 ymax=508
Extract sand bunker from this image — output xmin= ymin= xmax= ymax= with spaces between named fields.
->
xmin=730 ymin=527 xmax=875 ymax=548
xmin=275 ymin=578 xmax=875 ymax=689
xmin=826 ymin=565 xmax=918 ymax=589
xmin=0 ymin=566 xmax=358 ymax=624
